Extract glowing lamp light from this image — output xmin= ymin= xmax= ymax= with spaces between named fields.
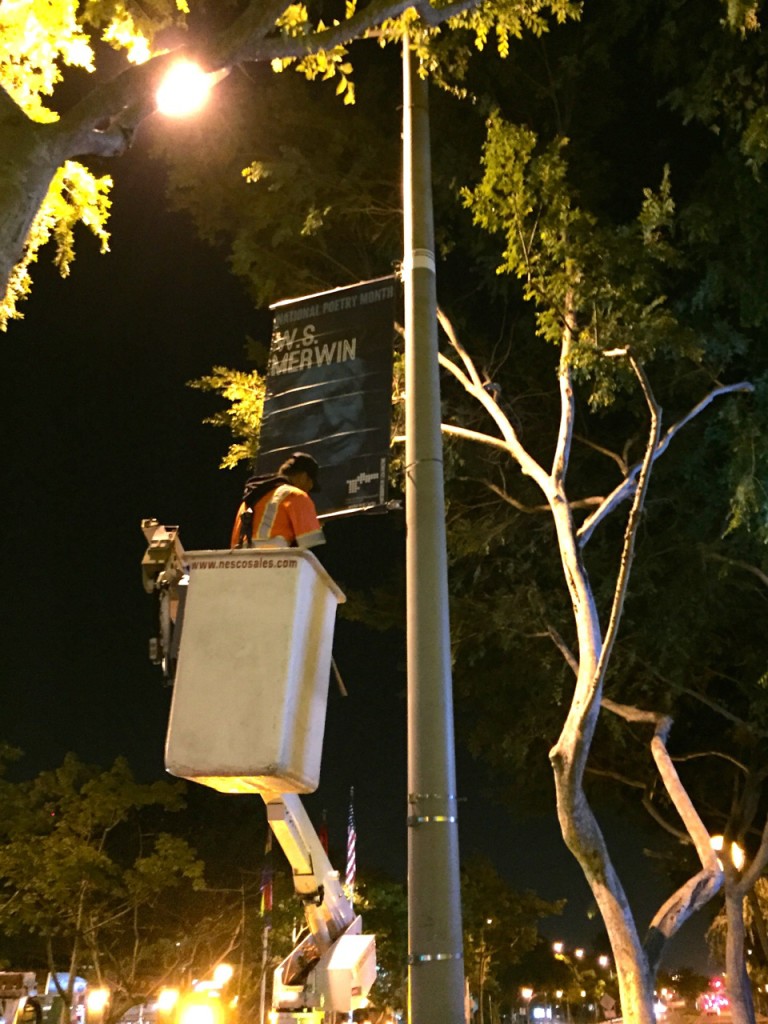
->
xmin=179 ymin=1003 xmax=216 ymax=1024
xmin=598 ymin=955 xmax=610 ymax=968
xmin=156 ymin=61 xmax=216 ymax=117
xmin=86 ymin=989 xmax=110 ymax=1016
xmin=521 ymin=988 xmax=534 ymax=1001
xmin=157 ymin=989 xmax=180 ymax=1013
xmin=212 ymin=964 xmax=234 ymax=987
xmin=574 ymin=948 xmax=585 ymax=959
xmin=552 ymin=942 xmax=564 ymax=954
xmin=711 ymin=835 xmax=746 ymax=870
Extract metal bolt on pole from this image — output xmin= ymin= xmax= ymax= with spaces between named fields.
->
xmin=402 ymin=35 xmax=466 ymax=1024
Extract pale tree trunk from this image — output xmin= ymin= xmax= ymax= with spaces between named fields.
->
xmin=436 ymin=306 xmax=752 ymax=1023
xmin=725 ymin=884 xmax=755 ymax=1024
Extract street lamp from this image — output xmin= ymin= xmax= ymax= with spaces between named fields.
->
xmin=156 ymin=60 xmax=228 ymax=117
xmin=521 ymin=987 xmax=535 ymax=1024
xmin=85 ymin=988 xmax=110 ymax=1024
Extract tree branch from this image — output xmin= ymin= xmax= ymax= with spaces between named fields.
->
xmin=641 ymin=791 xmax=691 ymax=843
xmin=211 ymin=0 xmax=478 ymax=66
xmin=706 ymin=552 xmax=768 ymax=591
xmin=552 ymin=291 xmax=576 ymax=486
xmin=437 ymin=334 xmax=551 ymax=494
xmin=545 ymin=625 xmax=579 ymax=676
xmin=584 ymin=764 xmax=647 ymax=790
xmin=577 ymin=381 xmax=755 ymax=547
xmin=0 ymin=85 xmax=30 ymax=125
xmin=479 ymin=479 xmax=602 ymax=514
xmin=415 ymin=0 xmax=482 ymax=26
xmin=736 ymin=814 xmax=768 ymax=895
xmin=671 ymin=750 xmax=748 ymax=774
xmin=574 ymin=434 xmax=628 ymax=475
xmin=439 ymin=422 xmax=511 ymax=453
xmin=590 ymin=354 xmax=661 ymax=696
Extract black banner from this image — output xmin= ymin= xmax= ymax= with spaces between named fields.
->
xmin=257 ymin=276 xmax=396 ymax=515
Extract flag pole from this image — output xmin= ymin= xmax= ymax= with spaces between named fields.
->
xmin=258 ymin=831 xmax=273 ymax=1024
xmin=345 ymin=786 xmax=357 ymax=902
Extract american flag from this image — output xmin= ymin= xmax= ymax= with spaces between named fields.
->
xmin=345 ymin=787 xmax=356 ymax=898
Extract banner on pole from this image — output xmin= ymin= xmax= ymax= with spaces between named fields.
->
xmin=259 ymin=276 xmax=397 ymax=516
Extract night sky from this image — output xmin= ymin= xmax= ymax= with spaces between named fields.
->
xmin=0 ymin=123 xmax=713 ymax=973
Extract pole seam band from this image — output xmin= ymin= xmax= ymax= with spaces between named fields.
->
xmin=403 ymin=248 xmax=436 ymax=272
xmin=408 ymin=952 xmax=464 ymax=964
xmin=407 ymin=814 xmax=457 ymax=826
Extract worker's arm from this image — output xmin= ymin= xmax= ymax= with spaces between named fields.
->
xmin=286 ymin=492 xmax=326 ymax=551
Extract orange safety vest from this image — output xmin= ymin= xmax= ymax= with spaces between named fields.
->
xmin=231 ymin=483 xmax=325 ymax=549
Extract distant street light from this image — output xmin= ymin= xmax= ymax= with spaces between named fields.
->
xmin=85 ymin=988 xmax=110 ymax=1024
xmin=521 ymin=987 xmax=535 ymax=1024
xmin=711 ymin=834 xmax=746 ymax=870
xmin=212 ymin=964 xmax=234 ymax=987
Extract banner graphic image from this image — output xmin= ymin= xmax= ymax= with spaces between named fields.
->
xmin=259 ymin=276 xmax=397 ymax=516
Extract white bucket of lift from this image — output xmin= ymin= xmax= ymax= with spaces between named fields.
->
xmin=164 ymin=547 xmax=345 ymax=795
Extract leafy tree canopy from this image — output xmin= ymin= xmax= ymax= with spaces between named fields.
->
xmin=0 ymin=0 xmax=581 ymax=328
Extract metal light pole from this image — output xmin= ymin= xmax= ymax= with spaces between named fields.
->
xmin=402 ymin=36 xmax=465 ymax=1024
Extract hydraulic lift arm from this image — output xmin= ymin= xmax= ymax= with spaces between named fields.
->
xmin=263 ymin=792 xmax=376 ymax=1019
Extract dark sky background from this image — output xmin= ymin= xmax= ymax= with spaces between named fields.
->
xmin=0 ymin=122 xmax=716 ymax=975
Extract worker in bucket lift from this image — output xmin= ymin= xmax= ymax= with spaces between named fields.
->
xmin=231 ymin=451 xmax=326 ymax=551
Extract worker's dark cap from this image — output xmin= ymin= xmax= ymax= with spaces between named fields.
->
xmin=279 ymin=451 xmax=321 ymax=490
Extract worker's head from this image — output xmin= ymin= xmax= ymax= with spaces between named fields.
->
xmin=279 ymin=452 xmax=321 ymax=493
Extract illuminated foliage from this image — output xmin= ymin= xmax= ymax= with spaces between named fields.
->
xmin=0 ymin=0 xmax=581 ymax=328
xmin=1 ymin=161 xmax=112 ymax=329
xmin=189 ymin=366 xmax=266 ymax=470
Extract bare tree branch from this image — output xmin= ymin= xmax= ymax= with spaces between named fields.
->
xmin=641 ymin=792 xmax=691 ymax=843
xmin=439 ymin=422 xmax=511 ymax=452
xmin=545 ymin=625 xmax=579 ymax=676
xmin=706 ymin=552 xmax=768 ymax=591
xmin=574 ymin=433 xmax=628 ymax=475
xmin=591 ymin=354 xmax=661 ymax=698
xmin=671 ymin=750 xmax=748 ymax=773
xmin=437 ymin=345 xmax=551 ymax=492
xmin=552 ymin=292 xmax=576 ymax=486
xmin=585 ymin=764 xmax=647 ymax=790
xmin=577 ymin=381 xmax=755 ymax=547
xmin=479 ymin=479 xmax=602 ymax=514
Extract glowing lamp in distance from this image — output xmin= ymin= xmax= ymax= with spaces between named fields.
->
xmin=178 ymin=1003 xmax=217 ymax=1024
xmin=212 ymin=964 xmax=234 ymax=987
xmin=157 ymin=989 xmax=180 ymax=1013
xmin=86 ymin=989 xmax=110 ymax=1016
